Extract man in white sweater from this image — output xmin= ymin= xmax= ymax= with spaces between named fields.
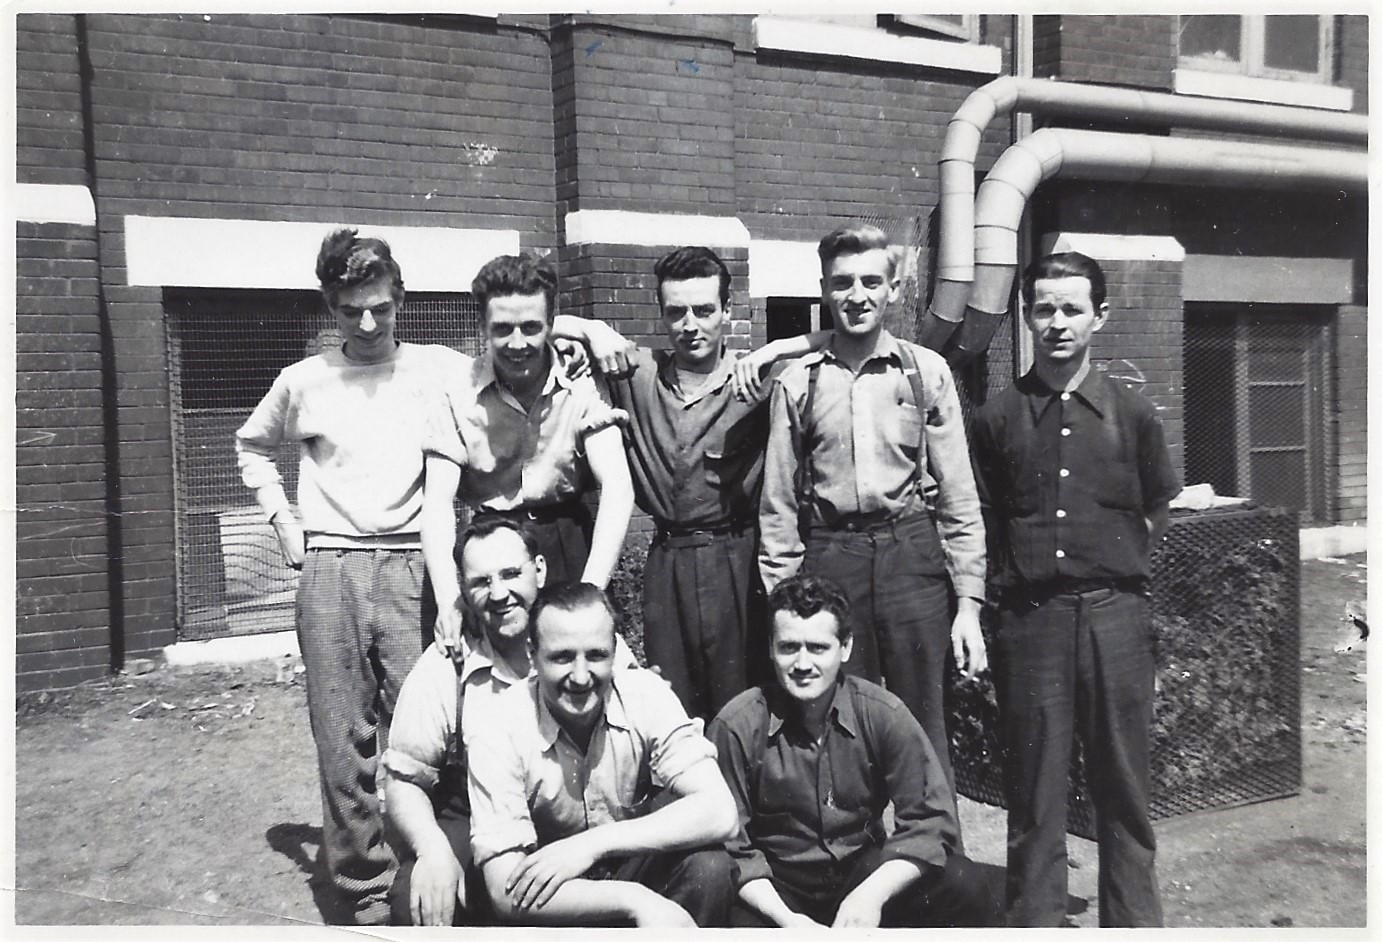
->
xmin=236 ymin=229 xmax=465 ymax=925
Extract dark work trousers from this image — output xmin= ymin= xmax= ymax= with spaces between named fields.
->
xmin=994 ymin=586 xmax=1163 ymax=927
xmin=643 ymin=526 xmax=767 ymax=721
xmin=297 ymin=547 xmax=434 ymax=925
xmin=802 ymin=512 xmax=958 ymax=794
xmin=731 ymin=847 xmax=1003 ymax=927
xmin=596 ymin=845 xmax=736 ymax=927
xmin=474 ymin=504 xmax=592 ymax=586
xmin=388 ymin=801 xmax=493 ymax=926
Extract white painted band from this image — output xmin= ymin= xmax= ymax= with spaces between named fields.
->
xmin=754 ymin=16 xmax=1002 ymax=76
xmin=14 ymin=183 xmax=96 ymax=226
xmin=1184 ymin=255 xmax=1354 ymax=304
xmin=1174 ymin=69 xmax=1354 ymax=113
xmin=1043 ymin=232 xmax=1187 ymax=263
xmin=564 ymin=210 xmax=751 ymax=248
xmin=124 ymin=216 xmax=520 ymax=291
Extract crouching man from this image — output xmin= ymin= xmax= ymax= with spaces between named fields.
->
xmin=709 ymin=574 xmax=1003 ymax=928
xmin=466 ymin=581 xmax=739 ymax=927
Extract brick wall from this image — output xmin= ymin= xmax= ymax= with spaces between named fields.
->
xmin=1088 ymin=258 xmax=1186 ymax=478
xmin=1338 ymin=15 xmax=1368 ymax=115
xmin=552 ymin=15 xmax=738 ymax=220
xmin=17 ymin=14 xmax=87 ymax=186
xmin=1333 ymin=305 xmax=1366 ymax=525
xmin=1032 ymin=15 xmax=1176 ymax=89
xmin=16 ymin=222 xmax=113 ymax=692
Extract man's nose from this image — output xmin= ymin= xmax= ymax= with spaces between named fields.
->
xmin=792 ymin=651 xmax=812 ymax=671
xmin=360 ymin=309 xmax=377 ymax=332
xmin=488 ymin=577 xmax=512 ymax=602
xmin=570 ymin=658 xmax=590 ymax=685
xmin=846 ymin=280 xmax=867 ymax=302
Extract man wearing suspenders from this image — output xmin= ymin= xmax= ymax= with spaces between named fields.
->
xmin=757 ymin=223 xmax=987 ymax=796
xmin=380 ymin=516 xmax=635 ymax=926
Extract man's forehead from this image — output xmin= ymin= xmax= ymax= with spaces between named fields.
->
xmin=461 ymin=528 xmax=531 ymax=575
xmin=823 ymin=248 xmax=893 ymax=278
xmin=1031 ymin=275 xmax=1096 ymax=303
xmin=485 ymin=292 xmax=550 ymax=320
xmin=772 ymin=608 xmax=842 ymax=640
xmin=534 ymin=605 xmax=615 ymax=648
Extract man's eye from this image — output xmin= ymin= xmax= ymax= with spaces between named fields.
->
xmin=807 ymin=644 xmax=829 ymax=654
xmin=490 ymin=325 xmax=514 ymax=337
xmin=862 ymin=278 xmax=883 ymax=288
xmin=521 ymin=322 xmax=545 ymax=336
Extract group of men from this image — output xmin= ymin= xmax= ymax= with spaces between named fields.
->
xmin=237 ymin=220 xmax=1177 ymax=928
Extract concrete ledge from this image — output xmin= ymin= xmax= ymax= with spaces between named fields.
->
xmin=164 ymin=630 xmax=300 ymax=667
xmin=1299 ymin=525 xmax=1369 ymax=560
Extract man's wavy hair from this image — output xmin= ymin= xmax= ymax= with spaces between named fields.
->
xmin=816 ymin=223 xmax=899 ymax=278
xmin=653 ymin=246 xmax=732 ymax=308
xmin=767 ymin=574 xmax=853 ymax=642
xmin=527 ymin=581 xmax=617 ymax=651
xmin=471 ymin=254 xmax=558 ymax=321
xmin=1020 ymin=251 xmax=1108 ymax=308
xmin=315 ymin=228 xmax=405 ymax=307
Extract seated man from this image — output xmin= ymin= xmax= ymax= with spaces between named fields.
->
xmin=709 ymin=574 xmax=1002 ymax=928
xmin=467 ymin=581 xmax=739 ymax=927
xmin=382 ymin=516 xmax=636 ymax=925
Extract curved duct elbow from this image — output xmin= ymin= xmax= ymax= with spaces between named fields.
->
xmin=945 ymin=128 xmax=1368 ymax=365
xmin=931 ymin=76 xmax=1369 ymax=342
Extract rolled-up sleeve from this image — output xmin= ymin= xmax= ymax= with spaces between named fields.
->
xmin=633 ymin=672 xmax=718 ymax=790
xmin=421 ymin=384 xmax=469 ymax=467
xmin=873 ymin=701 xmax=958 ymax=873
xmin=707 ymin=707 xmax=774 ymax=890
xmin=758 ymin=375 xmax=806 ymax=591
xmin=235 ymin=372 xmax=293 ymax=520
xmin=920 ymin=354 xmax=986 ymax=601
xmin=381 ymin=647 xmax=457 ymax=791
xmin=466 ymin=694 xmax=538 ymax=867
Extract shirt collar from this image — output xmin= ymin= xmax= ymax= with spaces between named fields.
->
xmin=815 ymin=329 xmax=902 ymax=367
xmin=765 ymin=677 xmax=859 ymax=740
xmin=475 ymin=344 xmax=571 ymax=409
xmin=1020 ymin=365 xmax=1109 ymax=423
xmin=458 ymin=625 xmax=527 ymax=689
xmin=654 ymin=346 xmax=736 ymax=405
xmin=533 ymin=673 xmax=629 ymax=751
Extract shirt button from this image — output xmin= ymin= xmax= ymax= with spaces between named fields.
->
xmin=1061 ymin=427 xmax=1072 ymax=437
xmin=1060 ymin=392 xmax=1071 ymax=401
xmin=1059 ymin=468 xmax=1070 ymax=478
xmin=1056 ymin=509 xmax=1067 ymax=519
xmin=1056 ymin=549 xmax=1066 ymax=559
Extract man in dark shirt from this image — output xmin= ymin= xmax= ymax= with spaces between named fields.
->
xmin=971 ymin=251 xmax=1181 ymax=927
xmin=558 ymin=246 xmax=825 ymax=720
xmin=708 ymin=574 xmax=1001 ymax=928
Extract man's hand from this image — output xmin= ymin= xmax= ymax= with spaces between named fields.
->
xmin=626 ymin=891 xmax=698 ymax=928
xmin=505 ymin=831 xmax=602 ymax=911
xmin=833 ymin=885 xmax=886 ymax=928
xmin=730 ymin=348 xmax=774 ymax=402
xmin=433 ymin=601 xmax=465 ymax=660
xmin=583 ymin=321 xmax=638 ymax=378
xmin=951 ymin=599 xmax=988 ymax=680
xmin=553 ymin=337 xmax=591 ymax=380
xmin=411 ymin=850 xmax=464 ymax=926
xmin=271 ymin=514 xmax=306 ymax=570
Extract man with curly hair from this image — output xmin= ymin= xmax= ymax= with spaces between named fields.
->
xmin=236 ymin=228 xmax=469 ymax=924
xmin=420 ymin=253 xmax=635 ymax=656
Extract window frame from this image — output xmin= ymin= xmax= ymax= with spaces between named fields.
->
xmin=1178 ymin=15 xmax=1335 ymax=86
xmin=881 ymin=13 xmax=980 ymax=43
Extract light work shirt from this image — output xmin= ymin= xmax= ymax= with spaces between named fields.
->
xmin=758 ymin=331 xmax=985 ymax=598
xmin=466 ymin=667 xmax=718 ymax=867
xmin=424 ymin=348 xmax=625 ymax=511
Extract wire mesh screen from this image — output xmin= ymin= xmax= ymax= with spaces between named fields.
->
xmin=950 ymin=505 xmax=1302 ymax=838
xmin=165 ymin=289 xmax=483 ymax=641
xmin=1183 ymin=305 xmax=1332 ymax=524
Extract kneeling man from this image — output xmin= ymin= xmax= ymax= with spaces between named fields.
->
xmin=710 ymin=574 xmax=1002 ymax=928
xmin=466 ymin=581 xmax=738 ymax=927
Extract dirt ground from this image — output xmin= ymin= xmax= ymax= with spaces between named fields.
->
xmin=13 ymin=556 xmax=1367 ymax=928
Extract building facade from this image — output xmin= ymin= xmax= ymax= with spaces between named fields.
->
xmin=16 ymin=13 xmax=1367 ymax=690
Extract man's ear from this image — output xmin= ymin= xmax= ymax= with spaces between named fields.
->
xmin=1092 ymin=302 xmax=1110 ymax=333
xmin=534 ymin=553 xmax=547 ymax=589
xmin=841 ymin=634 xmax=854 ymax=663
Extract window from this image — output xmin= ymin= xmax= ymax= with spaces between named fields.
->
xmin=882 ymin=14 xmax=980 ymax=43
xmin=1178 ymin=15 xmax=1334 ymax=84
xmin=765 ymin=298 xmax=832 ymax=342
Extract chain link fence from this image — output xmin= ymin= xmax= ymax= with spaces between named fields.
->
xmin=165 ymin=290 xmax=481 ymax=641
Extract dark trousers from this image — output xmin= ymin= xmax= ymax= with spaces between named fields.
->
xmin=994 ymin=587 xmax=1163 ymax=927
xmin=297 ymin=548 xmax=433 ymax=925
xmin=594 ymin=845 xmax=735 ymax=927
xmin=643 ymin=527 xmax=766 ymax=721
xmin=802 ymin=512 xmax=957 ymax=791
xmin=731 ymin=848 xmax=1002 ymax=928
xmin=388 ymin=804 xmax=493 ymax=926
